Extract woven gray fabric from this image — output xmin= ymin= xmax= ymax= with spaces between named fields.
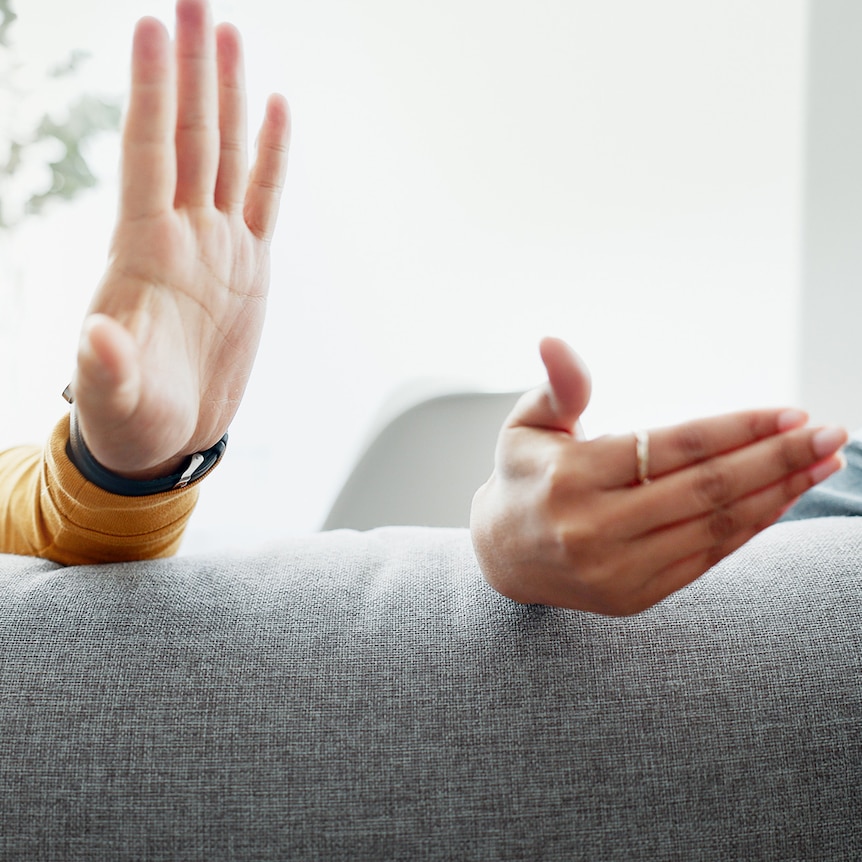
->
xmin=0 ymin=520 xmax=860 ymax=860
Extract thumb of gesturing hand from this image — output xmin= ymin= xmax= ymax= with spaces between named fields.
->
xmin=507 ymin=337 xmax=592 ymax=438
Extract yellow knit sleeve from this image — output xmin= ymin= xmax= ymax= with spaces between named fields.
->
xmin=0 ymin=413 xmax=200 ymax=565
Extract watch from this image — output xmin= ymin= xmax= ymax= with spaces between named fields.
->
xmin=63 ymin=389 xmax=227 ymax=497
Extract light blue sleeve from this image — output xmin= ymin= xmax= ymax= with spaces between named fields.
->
xmin=781 ymin=432 xmax=862 ymax=521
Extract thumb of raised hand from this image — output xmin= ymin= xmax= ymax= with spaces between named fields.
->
xmin=74 ymin=314 xmax=142 ymax=426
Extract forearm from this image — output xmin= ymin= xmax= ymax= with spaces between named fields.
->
xmin=0 ymin=414 xmax=198 ymax=565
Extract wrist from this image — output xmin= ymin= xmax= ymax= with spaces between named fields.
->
xmin=66 ymin=404 xmax=227 ymax=496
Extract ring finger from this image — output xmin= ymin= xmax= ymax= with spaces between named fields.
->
xmin=585 ymin=408 xmax=811 ymax=489
xmin=623 ymin=425 xmax=845 ymax=535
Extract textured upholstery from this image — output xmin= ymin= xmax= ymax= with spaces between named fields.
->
xmin=0 ymin=519 xmax=860 ymax=860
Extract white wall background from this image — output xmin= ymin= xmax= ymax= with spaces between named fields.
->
xmin=799 ymin=0 xmax=862 ymax=432
xmin=1 ymin=0 xmax=808 ymax=551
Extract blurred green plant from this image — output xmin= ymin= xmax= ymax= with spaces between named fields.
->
xmin=0 ymin=0 xmax=121 ymax=229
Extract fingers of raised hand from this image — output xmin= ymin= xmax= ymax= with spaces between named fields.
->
xmin=244 ymin=94 xmax=291 ymax=241
xmin=122 ymin=0 xmax=288 ymax=230
xmin=122 ymin=1 xmax=225 ymax=217
xmin=214 ymin=22 xmax=247 ymax=211
xmin=122 ymin=17 xmax=176 ymax=220
xmin=174 ymin=0 xmax=219 ymax=207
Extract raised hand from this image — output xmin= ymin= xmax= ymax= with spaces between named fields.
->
xmin=70 ymin=0 xmax=290 ymax=480
xmin=470 ymin=337 xmax=848 ymax=615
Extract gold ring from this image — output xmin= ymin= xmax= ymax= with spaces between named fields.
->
xmin=635 ymin=430 xmax=651 ymax=485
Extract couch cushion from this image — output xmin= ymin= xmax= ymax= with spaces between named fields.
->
xmin=0 ymin=519 xmax=859 ymax=860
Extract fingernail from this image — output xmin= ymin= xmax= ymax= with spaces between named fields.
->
xmin=777 ymin=408 xmax=807 ymax=431
xmin=812 ymin=426 xmax=848 ymax=459
xmin=810 ymin=452 xmax=846 ymax=485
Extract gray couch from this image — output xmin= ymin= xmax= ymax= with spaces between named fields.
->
xmin=1 ymin=517 xmax=860 ymax=860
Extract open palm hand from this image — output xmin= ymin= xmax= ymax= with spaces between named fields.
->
xmin=72 ymin=0 xmax=289 ymax=479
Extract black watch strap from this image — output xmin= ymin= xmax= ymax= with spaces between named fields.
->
xmin=65 ymin=403 xmax=227 ymax=497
